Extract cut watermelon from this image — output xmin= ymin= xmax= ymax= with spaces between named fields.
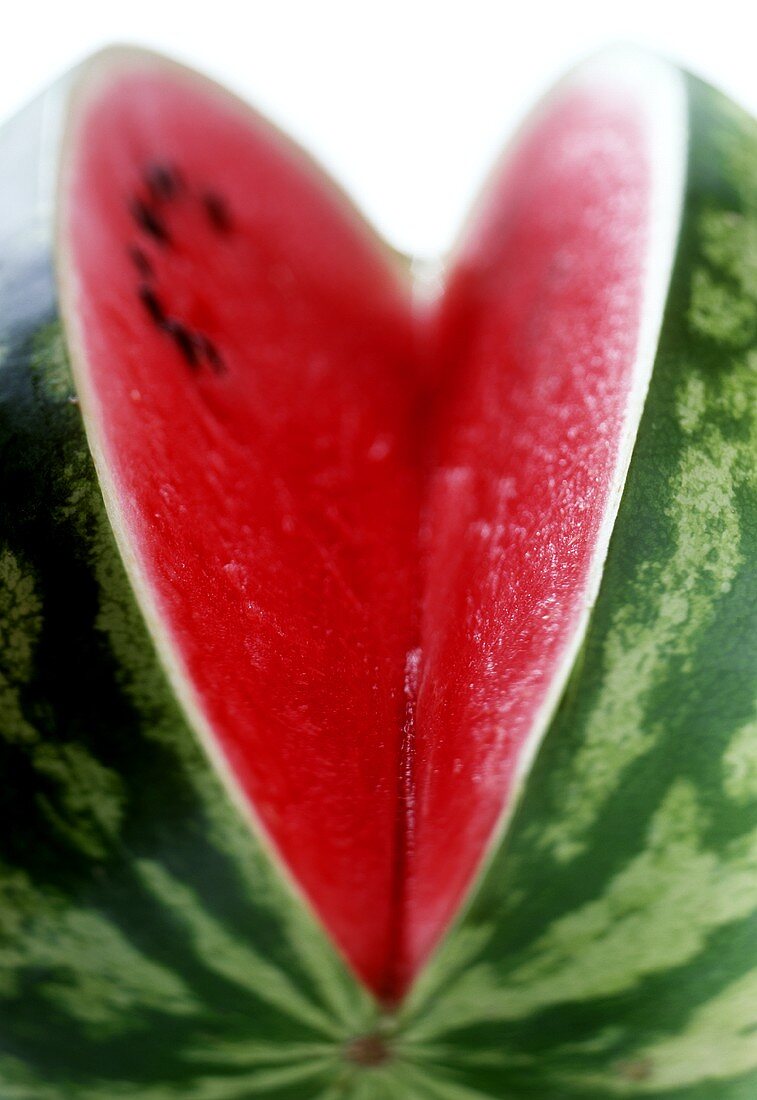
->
xmin=0 ymin=45 xmax=756 ymax=1099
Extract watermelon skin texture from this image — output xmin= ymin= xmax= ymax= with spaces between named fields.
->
xmin=0 ymin=61 xmax=756 ymax=1100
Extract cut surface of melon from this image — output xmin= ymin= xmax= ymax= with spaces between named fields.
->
xmin=60 ymin=50 xmax=683 ymax=999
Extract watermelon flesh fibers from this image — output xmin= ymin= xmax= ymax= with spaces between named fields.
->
xmin=61 ymin=56 xmax=677 ymax=1000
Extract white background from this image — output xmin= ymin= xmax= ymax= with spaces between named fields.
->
xmin=0 ymin=1 xmax=754 ymax=257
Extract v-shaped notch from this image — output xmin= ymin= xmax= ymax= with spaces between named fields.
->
xmin=60 ymin=49 xmax=684 ymax=1000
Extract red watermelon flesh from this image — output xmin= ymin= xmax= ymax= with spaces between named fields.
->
xmin=60 ymin=56 xmax=660 ymax=1000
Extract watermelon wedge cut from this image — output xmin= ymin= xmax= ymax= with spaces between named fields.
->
xmin=1 ymin=45 xmax=756 ymax=1099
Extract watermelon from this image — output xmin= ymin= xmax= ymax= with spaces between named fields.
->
xmin=0 ymin=43 xmax=756 ymax=1098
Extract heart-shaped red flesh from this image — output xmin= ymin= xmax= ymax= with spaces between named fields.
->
xmin=63 ymin=58 xmax=653 ymax=1000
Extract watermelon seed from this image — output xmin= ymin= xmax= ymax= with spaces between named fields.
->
xmin=165 ymin=320 xmax=201 ymax=369
xmin=130 ymin=197 xmax=171 ymax=245
xmin=197 ymin=334 xmax=226 ymax=375
xmin=138 ymin=285 xmax=167 ymax=327
xmin=146 ymin=162 xmax=183 ymax=202
xmin=136 ymin=285 xmax=225 ymax=376
xmin=128 ymin=246 xmax=154 ymax=278
xmin=202 ymin=190 xmax=233 ymax=233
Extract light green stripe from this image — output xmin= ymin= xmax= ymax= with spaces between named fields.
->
xmin=405 ymin=780 xmax=757 ymax=1039
xmin=723 ymin=718 xmax=757 ymax=802
xmin=136 ymin=859 xmax=345 ymax=1039
xmin=538 ymin=361 xmax=752 ymax=864
xmin=585 ymin=967 xmax=757 ymax=1093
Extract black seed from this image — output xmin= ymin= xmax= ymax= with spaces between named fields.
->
xmin=128 ymin=246 xmax=154 ymax=277
xmin=138 ymin=285 xmax=167 ymax=326
xmin=198 ymin=334 xmax=227 ymax=375
xmin=202 ymin=190 xmax=233 ymax=233
xmin=146 ymin=163 xmax=183 ymax=202
xmin=165 ymin=320 xmax=200 ymax=369
xmin=130 ymin=197 xmax=171 ymax=244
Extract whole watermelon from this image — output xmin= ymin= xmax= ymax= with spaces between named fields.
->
xmin=0 ymin=45 xmax=755 ymax=1099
